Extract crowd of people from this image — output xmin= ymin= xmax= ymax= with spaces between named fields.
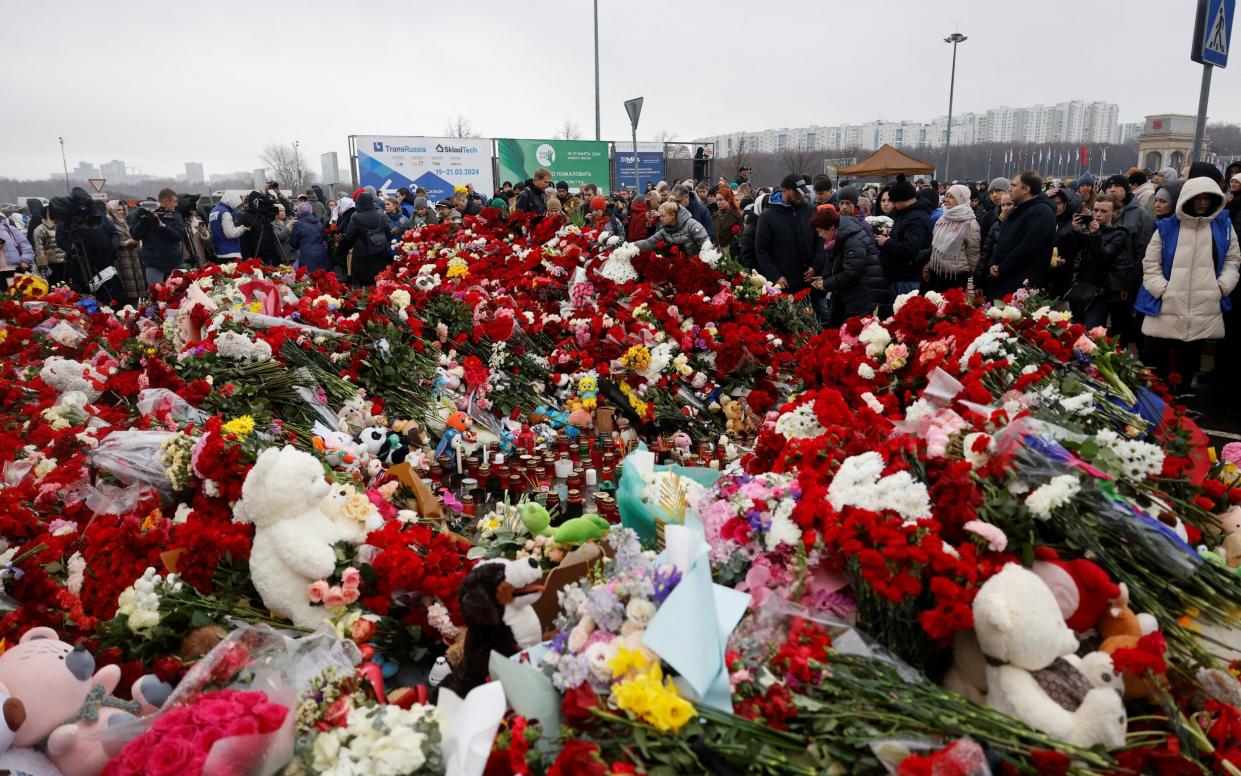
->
xmin=3 ymin=160 xmax=1241 ymax=406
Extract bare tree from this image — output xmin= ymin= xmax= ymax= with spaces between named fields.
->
xmin=259 ymin=142 xmax=313 ymax=193
xmin=781 ymin=140 xmax=814 ymax=177
xmin=445 ymin=115 xmax=476 ymax=138
xmin=554 ymin=119 xmax=583 ymax=140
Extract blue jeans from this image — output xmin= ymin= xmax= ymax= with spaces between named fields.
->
xmin=890 ymin=281 xmax=921 ymax=297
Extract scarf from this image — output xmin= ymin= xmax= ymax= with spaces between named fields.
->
xmin=927 ymin=201 xmax=976 ymax=275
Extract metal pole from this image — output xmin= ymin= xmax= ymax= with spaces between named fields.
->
xmin=59 ymin=137 xmax=70 ymax=193
xmin=631 ymin=130 xmax=640 ymax=195
xmin=1192 ymin=63 xmax=1213 ymax=163
xmin=593 ymin=0 xmax=601 ymax=141
xmin=943 ymin=33 xmax=966 ymax=182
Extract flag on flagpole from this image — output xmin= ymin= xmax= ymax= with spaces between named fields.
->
xmin=1079 ymin=144 xmax=1088 ymax=168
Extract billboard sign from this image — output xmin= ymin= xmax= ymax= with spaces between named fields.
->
xmin=354 ymin=135 xmax=494 ymax=202
xmin=496 ymin=138 xmax=610 ymax=193
xmin=612 ymin=141 xmax=665 ymax=192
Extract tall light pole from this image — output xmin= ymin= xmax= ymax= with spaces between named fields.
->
xmin=593 ymin=0 xmax=601 ymax=141
xmin=943 ymin=32 xmax=967 ymax=182
xmin=59 ymin=136 xmax=70 ymax=193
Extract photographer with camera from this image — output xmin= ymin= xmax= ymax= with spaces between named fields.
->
xmin=0 ymin=213 xmax=35 ymax=288
xmin=236 ymin=191 xmax=287 ymax=264
xmin=51 ymin=187 xmax=122 ymax=304
xmin=130 ymin=188 xmax=187 ymax=285
xmin=266 ymin=181 xmax=294 ymax=217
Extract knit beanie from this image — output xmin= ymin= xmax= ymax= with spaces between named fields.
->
xmin=889 ymin=174 xmax=917 ymax=203
xmin=296 ymin=202 xmax=313 ymax=217
xmin=1155 ymin=181 xmax=1185 ymax=205
xmin=837 ymin=185 xmax=860 ymax=205
xmin=1103 ymin=174 xmax=1130 ymax=192
xmin=489 ymin=197 xmax=507 ymax=210
xmin=947 ymin=184 xmax=972 ymax=208
xmin=1188 ymin=161 xmax=1223 ymax=185
xmin=1157 ymin=166 xmax=1179 ymax=182
xmin=413 ymin=196 xmax=428 ymax=209
xmin=987 ymin=177 xmax=1011 ymax=192
xmin=589 ymin=196 xmax=607 ymax=211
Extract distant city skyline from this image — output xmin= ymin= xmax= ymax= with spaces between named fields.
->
xmin=695 ymin=101 xmax=1125 ymax=156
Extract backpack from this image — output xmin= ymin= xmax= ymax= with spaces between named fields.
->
xmin=363 ymin=224 xmax=389 ymax=254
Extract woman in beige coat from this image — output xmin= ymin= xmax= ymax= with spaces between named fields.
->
xmin=922 ymin=184 xmax=981 ymax=291
xmin=1138 ymin=175 xmax=1241 ymax=393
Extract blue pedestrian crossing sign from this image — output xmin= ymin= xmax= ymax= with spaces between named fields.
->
xmin=1193 ymin=0 xmax=1234 ymax=67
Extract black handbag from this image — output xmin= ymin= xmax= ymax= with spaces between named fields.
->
xmin=1064 ymin=280 xmax=1101 ymax=309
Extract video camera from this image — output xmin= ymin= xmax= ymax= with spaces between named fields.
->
xmin=47 ymin=195 xmax=102 ymax=231
xmin=175 ymin=193 xmax=201 ymax=220
xmin=245 ymin=191 xmax=280 ymax=219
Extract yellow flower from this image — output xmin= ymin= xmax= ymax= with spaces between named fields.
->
xmin=446 ymin=264 xmax=469 ymax=279
xmin=608 ymin=646 xmax=651 ymax=678
xmin=222 ymin=416 xmax=256 ymax=437
xmin=0 ymin=330 xmax=7 ymax=346
xmin=611 ymin=670 xmax=693 ymax=732
xmin=11 ymin=274 xmax=48 ymax=299
xmin=621 ymin=345 xmax=652 ymax=373
xmin=245 ymin=301 xmax=263 ymax=313
xmin=645 ymin=685 xmax=693 ymax=732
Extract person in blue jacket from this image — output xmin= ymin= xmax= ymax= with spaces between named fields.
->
xmin=289 ymin=202 xmax=330 ymax=272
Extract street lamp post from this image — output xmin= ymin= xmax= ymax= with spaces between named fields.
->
xmin=593 ymin=0 xmax=601 ymax=141
xmin=943 ymin=32 xmax=967 ymax=182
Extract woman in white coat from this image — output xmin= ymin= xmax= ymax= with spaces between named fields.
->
xmin=1136 ymin=175 xmax=1241 ymax=394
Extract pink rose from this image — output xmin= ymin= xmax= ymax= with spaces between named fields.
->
xmin=1073 ymin=335 xmax=1097 ymax=355
xmin=143 ymin=737 xmax=200 ymax=776
xmin=323 ymin=587 xmax=346 ymax=607
xmin=252 ymin=702 xmax=290 ymax=733
xmin=306 ymin=580 xmax=329 ymax=603
xmin=341 ymin=588 xmax=359 ymax=605
xmin=341 ymin=567 xmax=361 ymax=590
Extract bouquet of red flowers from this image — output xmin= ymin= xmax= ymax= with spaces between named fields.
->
xmin=102 ymin=689 xmax=289 ymax=776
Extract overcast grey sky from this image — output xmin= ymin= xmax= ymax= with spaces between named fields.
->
xmin=4 ymin=0 xmax=1238 ymax=181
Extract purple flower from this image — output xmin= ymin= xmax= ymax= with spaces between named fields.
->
xmin=652 ymin=566 xmax=682 ymax=605
xmin=549 ymin=630 xmax=569 ymax=655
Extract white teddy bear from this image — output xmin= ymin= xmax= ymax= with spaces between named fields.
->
xmin=234 ymin=446 xmax=337 ymax=629
xmin=972 ymin=564 xmax=1127 ymax=750
xmin=38 ymin=357 xmax=105 ymax=402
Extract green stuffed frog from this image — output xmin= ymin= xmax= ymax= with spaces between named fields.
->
xmin=518 ymin=503 xmax=609 ymax=546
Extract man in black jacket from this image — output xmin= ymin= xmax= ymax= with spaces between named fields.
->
xmin=984 ymin=170 xmax=1057 ymax=298
xmin=755 ymin=175 xmax=814 ymax=291
xmin=876 ymin=175 xmax=932 ymax=296
xmin=515 ymin=168 xmax=551 ymax=217
xmin=130 ymin=187 xmax=187 ymax=286
xmin=340 ymin=191 xmax=392 ymax=287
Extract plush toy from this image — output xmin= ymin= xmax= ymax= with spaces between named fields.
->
xmin=1213 ymin=505 xmax=1241 ymax=569
xmin=440 ymin=558 xmax=544 ymax=696
xmin=319 ymin=480 xmax=383 ymax=544
xmin=553 ymin=514 xmax=610 ymax=546
xmin=566 ymin=408 xmax=594 ymax=440
xmin=972 ymin=564 xmax=1126 ymax=749
xmin=0 ymin=681 xmax=22 ymax=755
xmin=337 ymin=395 xmax=378 ymax=436
xmin=1031 ymin=547 xmax=1120 ymax=632
xmin=234 ymin=445 xmax=338 ymax=629
xmin=519 ymin=503 xmax=554 ymax=537
xmin=0 ymin=628 xmax=171 ymax=776
xmin=435 ymin=412 xmax=477 ymax=460
xmin=720 ymin=395 xmax=750 ymax=436
xmin=577 ymin=375 xmax=599 ymax=411
xmin=312 ymin=430 xmax=355 ymax=468
xmin=941 ymin=630 xmax=989 ymax=705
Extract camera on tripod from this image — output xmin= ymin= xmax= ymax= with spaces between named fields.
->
xmin=246 ymin=192 xmax=280 ymax=220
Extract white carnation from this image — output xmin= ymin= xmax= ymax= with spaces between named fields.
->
xmin=1024 ymin=474 xmax=1081 ymax=520
xmin=774 ymin=403 xmax=825 ymax=439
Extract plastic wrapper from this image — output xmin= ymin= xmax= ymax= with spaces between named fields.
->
xmin=870 ymin=737 xmax=991 ymax=775
xmin=136 ymin=388 xmax=210 ymax=426
xmin=995 ymin=420 xmax=1202 ymax=580
xmin=89 ymin=625 xmax=360 ymax=775
xmin=616 ymin=445 xmax=720 ymax=543
xmin=88 ymin=429 xmax=176 ymax=491
xmin=83 ymin=480 xmax=147 ymax=518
